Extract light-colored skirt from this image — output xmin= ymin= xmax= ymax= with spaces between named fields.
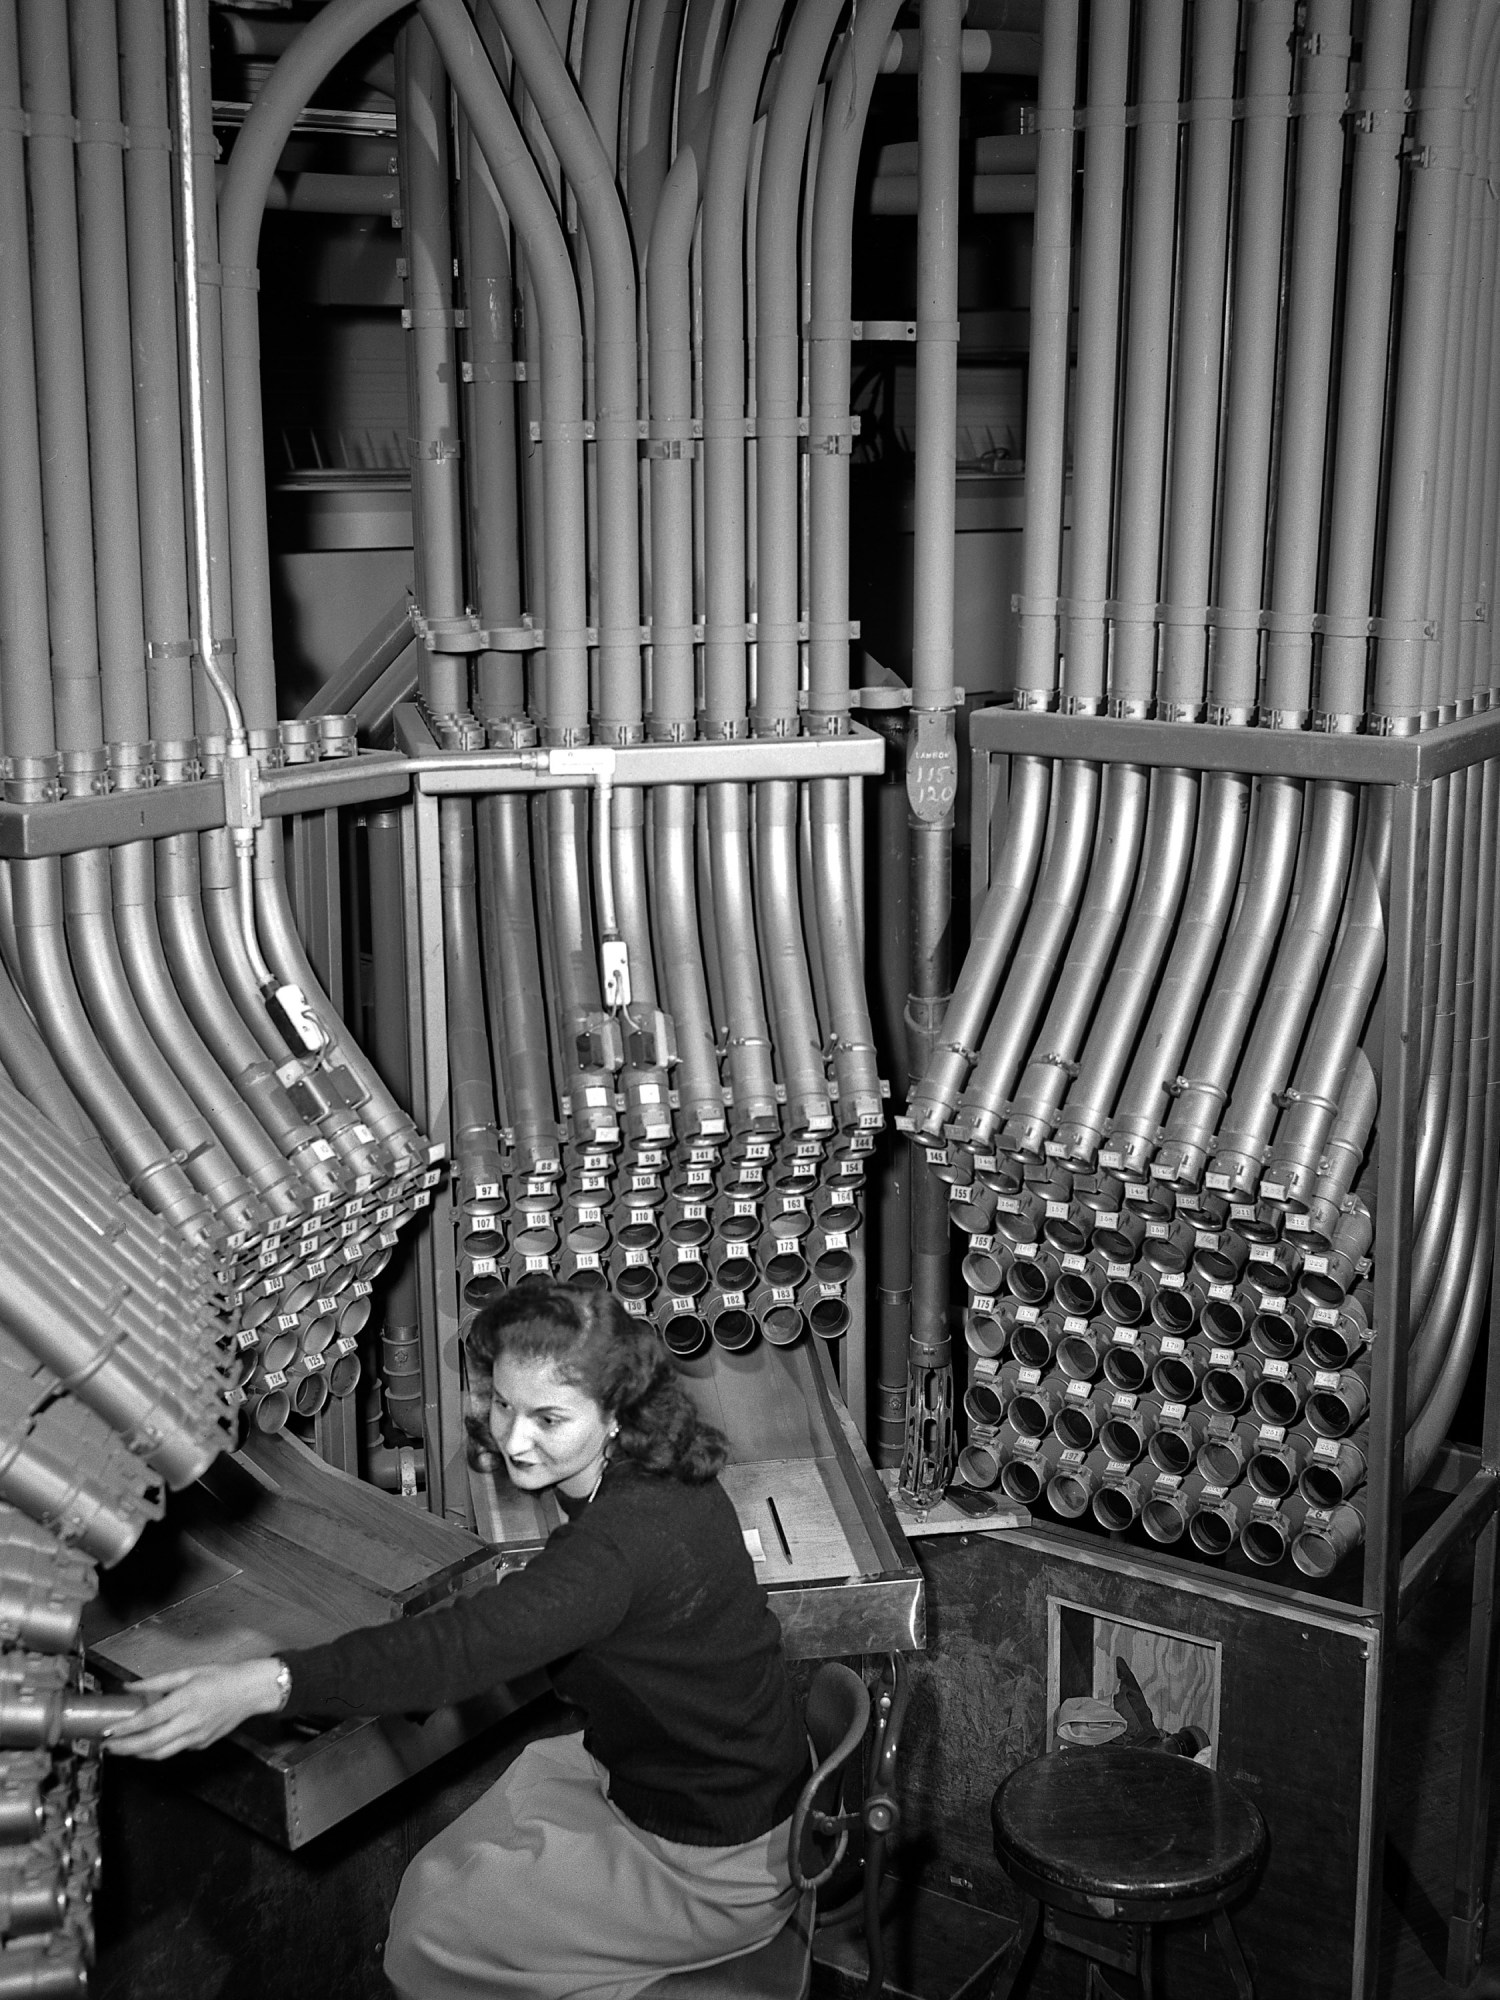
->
xmin=383 ymin=1730 xmax=798 ymax=2000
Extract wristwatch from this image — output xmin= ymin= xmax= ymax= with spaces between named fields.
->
xmin=272 ymin=1659 xmax=292 ymax=1712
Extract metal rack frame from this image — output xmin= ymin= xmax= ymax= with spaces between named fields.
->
xmin=968 ymin=702 xmax=1500 ymax=1989
xmin=392 ymin=704 xmax=888 ymax=1521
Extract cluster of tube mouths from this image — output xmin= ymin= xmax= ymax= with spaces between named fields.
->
xmin=904 ymin=0 xmax=1500 ymax=1575
xmin=348 ymin=0 xmax=921 ymax=1408
xmin=0 ymin=1506 xmax=142 ymax=1999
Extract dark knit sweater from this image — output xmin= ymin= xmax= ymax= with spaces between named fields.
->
xmin=281 ymin=1462 xmax=808 ymax=1845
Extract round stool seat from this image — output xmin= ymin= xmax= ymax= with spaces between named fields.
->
xmin=991 ymin=1748 xmax=1267 ymax=1927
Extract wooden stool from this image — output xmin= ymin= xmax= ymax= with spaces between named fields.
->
xmin=976 ymin=1747 xmax=1267 ymax=1999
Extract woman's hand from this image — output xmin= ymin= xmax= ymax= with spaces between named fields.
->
xmin=103 ymin=1659 xmax=289 ymax=1760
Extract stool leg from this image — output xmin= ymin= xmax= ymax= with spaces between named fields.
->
xmin=969 ymin=1894 xmax=1040 ymax=2000
xmin=1211 ymin=1910 xmax=1254 ymax=2000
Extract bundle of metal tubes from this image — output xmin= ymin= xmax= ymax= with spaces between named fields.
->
xmin=217 ymin=0 xmax=904 ymax=1435
xmin=906 ymin=0 xmax=1500 ymax=1579
xmin=0 ymin=0 xmax=439 ymax=1467
xmin=0 ymin=1503 xmax=143 ymax=2000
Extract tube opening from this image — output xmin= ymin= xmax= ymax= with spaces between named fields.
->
xmin=1293 ymin=1532 xmax=1338 ymax=1579
xmin=1008 ymin=1322 xmax=1054 ymax=1369
xmin=253 ymin=1390 xmax=291 ymax=1434
xmin=661 ymin=1315 xmax=708 ymax=1358
xmin=809 ymin=1298 xmax=850 ymax=1340
xmin=759 ymin=1305 xmax=804 ymax=1348
xmin=1148 ymin=1429 xmax=1194 ymax=1476
xmin=965 ymin=1313 xmax=1007 ymax=1359
xmin=710 ymin=1308 xmax=756 ymax=1352
xmin=1053 ymin=1405 xmax=1096 ymax=1451
xmin=1055 ymin=1334 xmax=1099 ymax=1380
xmin=957 ymin=1444 xmax=1001 ymax=1489
xmin=1188 ymin=1508 xmax=1234 ymax=1556
xmin=1151 ymin=1357 xmax=1197 ymax=1401
xmin=1307 ymin=1390 xmax=1354 ymax=1438
xmin=1201 ymin=1368 xmax=1247 ymax=1415
xmin=1142 ymin=1497 xmax=1186 ymax=1543
xmin=1240 ymin=1519 xmax=1288 ymax=1567
xmin=1099 ymin=1418 xmax=1143 ymax=1463
xmin=1054 ymin=1273 xmax=1097 ymax=1318
xmin=1005 ymin=1262 xmax=1049 ymax=1306
xmin=1091 ymin=1485 xmax=1137 ymax=1531
xmin=1101 ymin=1280 xmax=1144 ymax=1327
xmin=1202 ymin=1300 xmax=1245 ymax=1347
xmin=1103 ymin=1346 xmax=1149 ymax=1393
xmin=328 ymin=1353 xmax=361 ymax=1397
xmin=963 ymin=1384 xmax=1006 ymax=1428
xmin=1006 ymin=1395 xmax=1049 ymax=1439
xmin=999 ymin=1457 xmax=1044 ymax=1504
xmin=1150 ymin=1290 xmax=1195 ymax=1335
xmin=1250 ymin=1379 xmax=1300 ymax=1426
xmin=1197 ymin=1441 xmax=1242 ymax=1484
xmin=1046 ymin=1473 xmax=1091 ymax=1518
xmin=1247 ymin=1453 xmax=1293 ymax=1498
xmin=961 ymin=1251 xmax=1006 ymax=1295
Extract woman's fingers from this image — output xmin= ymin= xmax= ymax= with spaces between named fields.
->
xmin=127 ymin=1669 xmax=204 ymax=1694
xmin=103 ymin=1686 xmax=196 ymax=1740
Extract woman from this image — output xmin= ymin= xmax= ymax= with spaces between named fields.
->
xmin=107 ymin=1282 xmax=810 ymax=1999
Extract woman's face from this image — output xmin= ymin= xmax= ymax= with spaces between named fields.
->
xmin=487 ymin=1355 xmax=614 ymax=1498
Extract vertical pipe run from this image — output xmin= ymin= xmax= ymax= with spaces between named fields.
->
xmin=900 ymin=0 xmax=964 ymax=1501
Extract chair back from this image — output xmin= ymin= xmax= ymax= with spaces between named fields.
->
xmin=790 ymin=1662 xmax=870 ymax=1890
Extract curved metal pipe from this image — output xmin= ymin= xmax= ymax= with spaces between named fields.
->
xmin=10 ymin=860 xmax=208 ymax=1235
xmin=652 ymin=788 xmax=725 ymax=1142
xmin=952 ymin=762 xmax=1101 ymax=1150
xmin=1053 ymin=768 xmax=1199 ymax=1165
xmin=112 ymin=842 xmax=305 ymax=1213
xmin=906 ymin=756 xmax=1051 ymax=1136
xmin=440 ymin=798 xmax=504 ymax=1208
xmin=1154 ymin=779 xmax=1305 ymax=1186
xmin=0 ymin=958 xmax=101 ymax=1158
xmin=1002 ymin=763 xmax=1150 ymax=1156
xmin=1266 ymin=790 xmax=1394 ymax=1203
xmin=62 ymin=848 xmax=262 ymax=1229
xmin=1210 ymin=782 xmax=1360 ymax=1192
xmin=753 ymin=0 xmax=845 ymax=736
xmin=699 ymin=0 xmax=793 ymax=738
xmin=156 ymin=834 xmax=344 ymax=1196
xmin=806 ymin=0 xmax=907 ymax=733
xmin=253 ymin=834 xmax=425 ymax=1170
xmin=487 ymin=0 xmax=643 ymax=744
xmin=708 ymin=786 xmax=779 ymax=1135
xmin=757 ymin=783 xmax=832 ymax=1136
xmin=624 ymin=0 xmax=688 ymax=253
xmin=811 ymin=778 xmax=883 ymax=1136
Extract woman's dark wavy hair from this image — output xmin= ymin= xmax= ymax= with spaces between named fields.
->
xmin=466 ymin=1280 xmax=727 ymax=1484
